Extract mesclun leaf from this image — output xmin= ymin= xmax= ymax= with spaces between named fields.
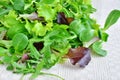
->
xmin=30 ymin=60 xmax=44 ymax=79
xmin=0 ymin=1 xmax=12 ymax=17
xmin=104 ymin=10 xmax=120 ymax=30
xmin=0 ymin=10 xmax=18 ymax=28
xmin=70 ymin=20 xmax=85 ymax=35
xmin=12 ymin=33 xmax=28 ymax=52
xmin=79 ymin=29 xmax=95 ymax=42
xmin=66 ymin=47 xmax=91 ymax=67
xmin=37 ymin=4 xmax=56 ymax=21
xmin=83 ymin=0 xmax=92 ymax=4
xmin=0 ymin=47 xmax=7 ymax=56
xmin=98 ymin=29 xmax=109 ymax=42
xmin=0 ymin=40 xmax=12 ymax=49
xmin=12 ymin=0 xmax=25 ymax=11
xmin=0 ymin=8 xmax=11 ymax=17
xmin=57 ymin=12 xmax=69 ymax=25
xmin=29 ymin=42 xmax=40 ymax=60
xmin=92 ymin=41 xmax=107 ymax=56
xmin=7 ymin=26 xmax=27 ymax=39
xmin=40 ymin=0 xmax=55 ymax=4
xmin=25 ymin=20 xmax=34 ymax=34
xmin=32 ymin=22 xmax=47 ymax=36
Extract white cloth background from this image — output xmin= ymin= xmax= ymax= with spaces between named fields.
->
xmin=0 ymin=0 xmax=120 ymax=80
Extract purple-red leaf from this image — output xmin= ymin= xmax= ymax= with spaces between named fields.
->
xmin=66 ymin=47 xmax=91 ymax=67
xmin=57 ymin=12 xmax=74 ymax=25
xmin=57 ymin=12 xmax=68 ymax=25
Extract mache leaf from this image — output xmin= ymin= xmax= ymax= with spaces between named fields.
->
xmin=70 ymin=20 xmax=85 ymax=35
xmin=104 ymin=10 xmax=120 ymax=30
xmin=79 ymin=29 xmax=95 ymax=42
xmin=98 ymin=29 xmax=109 ymax=42
xmin=12 ymin=33 xmax=28 ymax=52
xmin=92 ymin=41 xmax=107 ymax=56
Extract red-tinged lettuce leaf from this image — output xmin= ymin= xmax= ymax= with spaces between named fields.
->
xmin=57 ymin=12 xmax=74 ymax=25
xmin=66 ymin=47 xmax=91 ymax=67
xmin=57 ymin=12 xmax=68 ymax=25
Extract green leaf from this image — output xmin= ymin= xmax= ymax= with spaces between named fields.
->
xmin=24 ymin=0 xmax=35 ymax=10
xmin=40 ymin=0 xmax=55 ymax=4
xmin=83 ymin=0 xmax=92 ymax=4
xmin=0 ymin=8 xmax=11 ymax=17
xmin=30 ymin=60 xmax=44 ymax=79
xmin=9 ymin=46 xmax=15 ymax=54
xmin=32 ymin=22 xmax=47 ymax=36
xmin=104 ymin=10 xmax=120 ymax=30
xmin=79 ymin=29 xmax=95 ymax=42
xmin=98 ymin=29 xmax=109 ymax=42
xmin=37 ymin=4 xmax=56 ymax=21
xmin=29 ymin=42 xmax=40 ymax=60
xmin=12 ymin=33 xmax=28 ymax=52
xmin=0 ymin=1 xmax=12 ymax=17
xmin=7 ymin=64 xmax=14 ymax=70
xmin=70 ymin=20 xmax=85 ymax=35
xmin=51 ymin=40 xmax=71 ymax=54
xmin=0 ymin=47 xmax=7 ymax=56
xmin=0 ymin=40 xmax=12 ymax=49
xmin=12 ymin=0 xmax=25 ymax=11
xmin=7 ymin=26 xmax=27 ymax=39
xmin=3 ymin=56 xmax=12 ymax=64
xmin=92 ymin=41 xmax=107 ymax=56
xmin=12 ymin=62 xmax=25 ymax=69
xmin=25 ymin=20 xmax=34 ymax=34
xmin=0 ymin=10 xmax=23 ymax=28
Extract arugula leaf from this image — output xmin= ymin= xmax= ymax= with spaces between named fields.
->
xmin=29 ymin=42 xmax=40 ymax=60
xmin=104 ymin=10 xmax=120 ymax=30
xmin=92 ymin=41 xmax=107 ymax=56
xmin=30 ymin=60 xmax=44 ymax=79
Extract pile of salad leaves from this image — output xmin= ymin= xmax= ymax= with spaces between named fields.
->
xmin=0 ymin=0 xmax=120 ymax=80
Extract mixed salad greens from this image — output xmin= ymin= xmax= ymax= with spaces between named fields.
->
xmin=0 ymin=0 xmax=120 ymax=80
